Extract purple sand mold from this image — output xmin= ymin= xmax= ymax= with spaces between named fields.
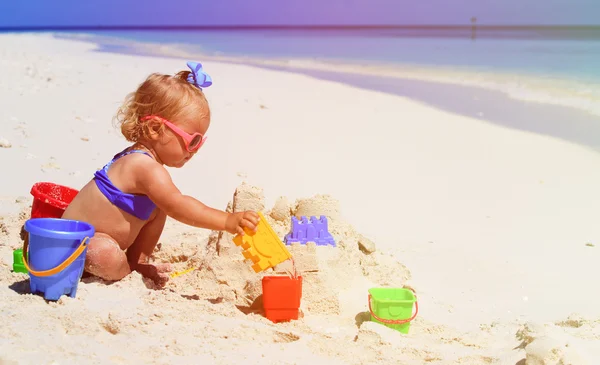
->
xmin=284 ymin=215 xmax=336 ymax=246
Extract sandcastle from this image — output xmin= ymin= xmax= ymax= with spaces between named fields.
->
xmin=163 ymin=182 xmax=412 ymax=318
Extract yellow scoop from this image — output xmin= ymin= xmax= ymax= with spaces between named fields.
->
xmin=233 ymin=212 xmax=292 ymax=273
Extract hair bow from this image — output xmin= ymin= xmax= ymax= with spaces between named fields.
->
xmin=186 ymin=61 xmax=212 ymax=90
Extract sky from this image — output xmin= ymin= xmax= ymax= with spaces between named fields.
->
xmin=0 ymin=0 xmax=599 ymax=27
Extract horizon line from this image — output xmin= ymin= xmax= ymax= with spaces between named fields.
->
xmin=1 ymin=24 xmax=600 ymax=32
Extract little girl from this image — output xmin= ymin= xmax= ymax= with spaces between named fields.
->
xmin=62 ymin=61 xmax=259 ymax=286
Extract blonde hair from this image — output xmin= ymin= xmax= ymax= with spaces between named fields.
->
xmin=115 ymin=70 xmax=211 ymax=142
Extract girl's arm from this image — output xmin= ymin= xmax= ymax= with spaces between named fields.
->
xmin=136 ymin=160 xmax=258 ymax=235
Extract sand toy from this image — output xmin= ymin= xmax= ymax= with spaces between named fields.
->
xmin=169 ymin=267 xmax=195 ymax=279
xmin=233 ymin=212 xmax=292 ymax=273
xmin=12 ymin=249 xmax=27 ymax=273
xmin=368 ymin=287 xmax=418 ymax=334
xmin=30 ymin=182 xmax=79 ymax=219
xmin=23 ymin=218 xmax=94 ymax=300
xmin=262 ymin=275 xmax=303 ymax=322
xmin=284 ymin=215 xmax=335 ymax=246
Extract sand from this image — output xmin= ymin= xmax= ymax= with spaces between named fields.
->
xmin=1 ymin=33 xmax=600 ymax=364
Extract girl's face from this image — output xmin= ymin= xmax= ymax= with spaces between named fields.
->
xmin=154 ymin=115 xmax=210 ymax=168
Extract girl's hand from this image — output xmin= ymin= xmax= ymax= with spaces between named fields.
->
xmin=226 ymin=211 xmax=260 ymax=235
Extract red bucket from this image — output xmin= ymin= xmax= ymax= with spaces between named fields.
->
xmin=262 ymin=275 xmax=303 ymax=323
xmin=30 ymin=182 xmax=79 ymax=219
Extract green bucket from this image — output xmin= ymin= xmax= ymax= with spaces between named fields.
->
xmin=368 ymin=287 xmax=418 ymax=334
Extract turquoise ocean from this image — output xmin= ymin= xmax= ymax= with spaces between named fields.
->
xmin=53 ymin=27 xmax=600 ymax=128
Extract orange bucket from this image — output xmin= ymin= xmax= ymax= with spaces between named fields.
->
xmin=262 ymin=276 xmax=303 ymax=322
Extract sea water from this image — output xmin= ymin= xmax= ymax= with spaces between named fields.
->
xmin=54 ymin=27 xmax=600 ymax=116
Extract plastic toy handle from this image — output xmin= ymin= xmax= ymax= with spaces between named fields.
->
xmin=22 ymin=236 xmax=90 ymax=277
xmin=368 ymin=287 xmax=419 ymax=325
xmin=169 ymin=267 xmax=195 ymax=279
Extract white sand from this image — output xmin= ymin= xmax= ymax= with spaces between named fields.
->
xmin=1 ymin=33 xmax=599 ymax=364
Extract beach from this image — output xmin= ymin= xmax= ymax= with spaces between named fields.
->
xmin=1 ymin=32 xmax=599 ymax=364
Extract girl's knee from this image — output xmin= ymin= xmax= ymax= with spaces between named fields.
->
xmin=85 ymin=233 xmax=131 ymax=281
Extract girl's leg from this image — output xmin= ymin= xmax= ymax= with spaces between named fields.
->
xmin=126 ymin=208 xmax=171 ymax=286
xmin=85 ymin=233 xmax=131 ymax=281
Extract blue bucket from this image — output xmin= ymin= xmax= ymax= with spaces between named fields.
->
xmin=23 ymin=218 xmax=95 ymax=301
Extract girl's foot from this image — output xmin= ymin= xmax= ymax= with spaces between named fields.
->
xmin=134 ymin=262 xmax=172 ymax=287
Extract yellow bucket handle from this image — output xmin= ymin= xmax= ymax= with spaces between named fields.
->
xmin=22 ymin=236 xmax=90 ymax=277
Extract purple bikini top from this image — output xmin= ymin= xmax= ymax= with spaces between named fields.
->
xmin=94 ymin=149 xmax=157 ymax=220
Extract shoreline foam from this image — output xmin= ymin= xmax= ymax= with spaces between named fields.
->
xmin=53 ymin=31 xmax=600 ymax=118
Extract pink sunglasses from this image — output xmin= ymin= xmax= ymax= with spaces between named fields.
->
xmin=140 ymin=115 xmax=207 ymax=152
